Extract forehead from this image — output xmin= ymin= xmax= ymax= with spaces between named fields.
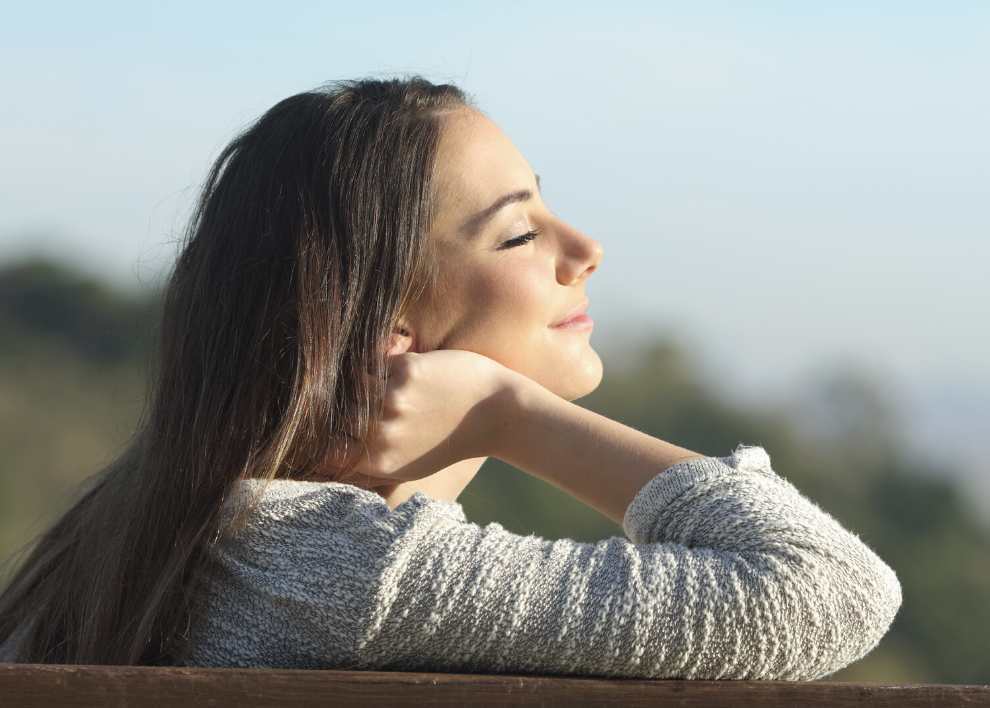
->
xmin=430 ymin=109 xmax=535 ymax=234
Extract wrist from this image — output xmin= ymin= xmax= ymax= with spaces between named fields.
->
xmin=483 ymin=367 xmax=548 ymax=460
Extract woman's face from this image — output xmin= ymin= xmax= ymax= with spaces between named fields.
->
xmin=397 ymin=108 xmax=605 ymax=402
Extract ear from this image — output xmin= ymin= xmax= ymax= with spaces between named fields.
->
xmin=384 ymin=325 xmax=414 ymax=356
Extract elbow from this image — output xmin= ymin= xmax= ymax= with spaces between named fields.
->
xmin=798 ymin=552 xmax=903 ymax=681
xmin=852 ymin=550 xmax=903 ymax=649
xmin=656 ymin=544 xmax=904 ymax=682
xmin=868 ymin=557 xmax=903 ymax=646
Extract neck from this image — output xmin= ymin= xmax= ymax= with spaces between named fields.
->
xmin=378 ymin=456 xmax=487 ymax=510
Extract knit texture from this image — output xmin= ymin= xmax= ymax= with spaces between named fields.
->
xmin=173 ymin=444 xmax=902 ymax=680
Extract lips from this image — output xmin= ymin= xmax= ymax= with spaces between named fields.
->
xmin=550 ymin=298 xmax=590 ymax=327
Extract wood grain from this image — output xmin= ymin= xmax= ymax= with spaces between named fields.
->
xmin=1 ymin=663 xmax=988 ymax=707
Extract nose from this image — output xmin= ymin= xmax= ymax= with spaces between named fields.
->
xmin=557 ymin=223 xmax=604 ymax=285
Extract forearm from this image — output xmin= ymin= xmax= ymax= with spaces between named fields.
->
xmin=489 ymin=373 xmax=704 ymax=526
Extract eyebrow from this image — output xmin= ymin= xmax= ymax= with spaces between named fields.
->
xmin=459 ymin=173 xmax=542 ymax=239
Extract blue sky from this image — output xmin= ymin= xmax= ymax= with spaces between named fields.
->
xmin=2 ymin=3 xmax=989 ymax=503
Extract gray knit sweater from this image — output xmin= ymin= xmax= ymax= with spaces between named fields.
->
xmin=173 ymin=444 xmax=902 ymax=680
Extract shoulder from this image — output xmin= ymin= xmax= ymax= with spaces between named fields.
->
xmin=218 ymin=478 xmax=469 ymax=553
xmin=184 ymin=479 xmax=472 ymax=667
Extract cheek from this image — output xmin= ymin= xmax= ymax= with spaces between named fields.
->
xmin=470 ymin=261 xmax=550 ymax=330
xmin=450 ymin=261 xmax=563 ymax=376
xmin=440 ymin=254 xmax=602 ymax=399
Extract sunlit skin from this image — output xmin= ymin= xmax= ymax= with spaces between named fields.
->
xmin=364 ymin=107 xmax=605 ymax=509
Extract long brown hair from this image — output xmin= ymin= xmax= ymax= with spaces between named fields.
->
xmin=0 ymin=76 xmax=470 ymax=664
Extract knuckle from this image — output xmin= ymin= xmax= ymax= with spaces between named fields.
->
xmin=388 ymin=391 xmax=408 ymax=412
xmin=381 ymin=393 xmax=400 ymax=416
xmin=369 ymin=450 xmax=391 ymax=477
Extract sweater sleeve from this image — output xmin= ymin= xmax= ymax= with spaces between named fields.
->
xmin=351 ymin=444 xmax=902 ymax=681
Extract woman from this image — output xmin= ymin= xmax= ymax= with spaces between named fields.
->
xmin=0 ymin=76 xmax=901 ymax=679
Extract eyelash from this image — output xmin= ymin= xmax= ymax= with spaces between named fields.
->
xmin=498 ymin=227 xmax=542 ymax=250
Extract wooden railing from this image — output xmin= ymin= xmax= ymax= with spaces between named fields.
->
xmin=2 ymin=664 xmax=988 ymax=707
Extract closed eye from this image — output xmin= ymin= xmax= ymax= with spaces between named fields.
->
xmin=498 ymin=228 xmax=541 ymax=250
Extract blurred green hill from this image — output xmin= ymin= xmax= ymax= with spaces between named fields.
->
xmin=0 ymin=255 xmax=986 ymax=683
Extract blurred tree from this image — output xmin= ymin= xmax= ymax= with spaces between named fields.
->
xmin=0 ymin=255 xmax=161 ymax=365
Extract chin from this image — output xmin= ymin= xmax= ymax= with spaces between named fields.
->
xmin=558 ymin=351 xmax=604 ymax=402
xmin=494 ymin=344 xmax=604 ymax=401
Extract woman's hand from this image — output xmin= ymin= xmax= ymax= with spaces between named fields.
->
xmin=327 ymin=349 xmax=517 ymax=484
